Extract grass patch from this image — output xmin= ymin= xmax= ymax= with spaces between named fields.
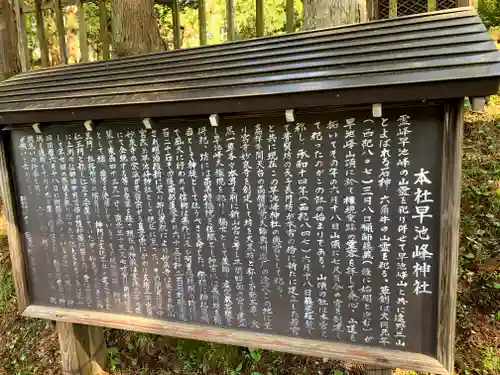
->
xmin=104 ymin=329 xmax=359 ymax=374
xmin=0 ymin=265 xmax=13 ymax=314
xmin=454 ymin=99 xmax=500 ymax=375
xmin=482 ymin=346 xmax=500 ymax=375
xmin=0 ymin=208 xmax=13 ymax=313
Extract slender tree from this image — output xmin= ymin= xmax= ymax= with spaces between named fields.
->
xmin=0 ymin=0 xmax=20 ymax=80
xmin=302 ymin=0 xmax=368 ymax=30
xmin=110 ymin=0 xmax=165 ymax=56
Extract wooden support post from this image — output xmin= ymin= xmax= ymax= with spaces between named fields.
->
xmin=20 ymin=10 xmax=30 ymax=70
xmin=172 ymin=0 xmax=181 ymax=49
xmin=256 ymin=0 xmax=264 ymax=37
xmin=285 ymin=0 xmax=294 ymax=33
xmin=13 ymin=0 xmax=29 ymax=71
xmin=427 ymin=0 xmax=436 ymax=11
xmin=35 ymin=0 xmax=49 ymax=67
xmin=76 ymin=0 xmax=89 ymax=62
xmin=0 ymin=135 xmax=30 ymax=312
xmin=363 ymin=365 xmax=392 ymax=375
xmin=457 ymin=0 xmax=477 ymax=7
xmin=367 ymin=0 xmax=380 ymax=20
xmin=226 ymin=0 xmax=235 ymax=41
xmin=199 ymin=0 xmax=207 ymax=46
xmin=437 ymin=101 xmax=464 ymax=374
xmin=471 ymin=97 xmax=486 ymax=112
xmin=57 ymin=322 xmax=107 ymax=375
xmin=98 ymin=0 xmax=110 ymax=60
xmin=54 ymin=0 xmax=68 ymax=64
xmin=389 ymin=0 xmax=397 ymax=18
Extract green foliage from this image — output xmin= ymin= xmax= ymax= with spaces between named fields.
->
xmin=155 ymin=0 xmax=303 ymax=48
xmin=108 ymin=346 xmax=122 ymax=371
xmin=454 ymin=100 xmax=500 ymax=374
xmin=234 ymin=0 xmax=303 ymax=39
xmin=481 ymin=346 xmax=500 ymax=374
xmin=478 ymin=0 xmax=500 ymax=29
xmin=248 ymin=348 xmax=261 ymax=364
xmin=0 ymin=262 xmax=14 ymax=313
xmin=228 ymin=361 xmax=243 ymax=375
xmin=84 ymin=2 xmax=107 ymax=59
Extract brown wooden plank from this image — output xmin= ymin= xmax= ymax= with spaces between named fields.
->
xmin=199 ymin=0 xmax=207 ymax=46
xmin=226 ymin=0 xmax=235 ymax=41
xmin=172 ymin=0 xmax=181 ymax=49
xmin=457 ymin=0 xmax=474 ymax=7
xmin=0 ymin=137 xmax=30 ymax=312
xmin=436 ymin=100 xmax=464 ymax=374
xmin=256 ymin=0 xmax=264 ymax=37
xmin=98 ymin=0 xmax=110 ymax=60
xmin=54 ymin=0 xmax=68 ymax=64
xmin=13 ymin=0 xmax=29 ymax=71
xmin=35 ymin=0 xmax=49 ymax=67
xmin=20 ymin=10 xmax=31 ymax=70
xmin=25 ymin=305 xmax=449 ymax=374
xmin=364 ymin=366 xmax=393 ymax=375
xmin=285 ymin=0 xmax=294 ymax=33
xmin=367 ymin=0 xmax=380 ymax=21
xmin=76 ymin=0 xmax=89 ymax=62
xmin=57 ymin=322 xmax=107 ymax=375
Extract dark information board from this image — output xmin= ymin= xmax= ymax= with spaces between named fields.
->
xmin=10 ymin=104 xmax=443 ymax=356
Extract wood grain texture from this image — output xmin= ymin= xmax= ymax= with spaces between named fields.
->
xmin=110 ymin=0 xmax=165 ymax=57
xmin=457 ymin=0 xmax=475 ymax=7
xmin=25 ymin=305 xmax=449 ymax=374
xmin=302 ymin=0 xmax=368 ymax=30
xmin=436 ymin=100 xmax=464 ymax=374
xmin=0 ymin=137 xmax=30 ymax=312
xmin=226 ymin=0 xmax=235 ymax=41
xmin=98 ymin=0 xmax=110 ymax=60
xmin=363 ymin=366 xmax=392 ymax=375
xmin=256 ymin=0 xmax=264 ymax=37
xmin=57 ymin=322 xmax=107 ymax=375
xmin=172 ymin=0 xmax=181 ymax=49
xmin=367 ymin=0 xmax=380 ymax=21
xmin=54 ymin=0 xmax=68 ymax=64
xmin=286 ymin=0 xmax=294 ymax=32
xmin=34 ymin=0 xmax=49 ymax=67
xmin=13 ymin=0 xmax=28 ymax=71
xmin=76 ymin=0 xmax=89 ymax=62
xmin=198 ymin=0 xmax=207 ymax=45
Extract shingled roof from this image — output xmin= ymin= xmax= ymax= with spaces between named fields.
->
xmin=0 ymin=7 xmax=499 ymax=125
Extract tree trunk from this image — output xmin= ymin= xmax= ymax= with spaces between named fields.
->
xmin=302 ymin=0 xmax=368 ymax=30
xmin=110 ymin=0 xmax=165 ymax=57
xmin=0 ymin=0 xmax=20 ymax=81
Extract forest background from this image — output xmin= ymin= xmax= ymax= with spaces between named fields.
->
xmin=0 ymin=0 xmax=499 ymax=375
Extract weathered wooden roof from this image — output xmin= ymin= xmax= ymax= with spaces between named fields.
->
xmin=0 ymin=7 xmax=499 ymax=125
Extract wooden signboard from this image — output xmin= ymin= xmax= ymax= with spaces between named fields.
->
xmin=0 ymin=101 xmax=463 ymax=374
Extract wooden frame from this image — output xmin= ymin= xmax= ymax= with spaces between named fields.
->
xmin=24 ymin=305 xmax=448 ymax=373
xmin=57 ymin=322 xmax=107 ymax=375
xmin=0 ymin=100 xmax=465 ymax=375
xmin=0 ymin=133 xmax=30 ymax=312
xmin=437 ymin=100 xmax=464 ymax=374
